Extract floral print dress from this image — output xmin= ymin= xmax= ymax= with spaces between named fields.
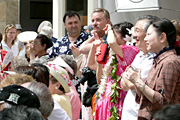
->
xmin=95 ymin=45 xmax=139 ymax=120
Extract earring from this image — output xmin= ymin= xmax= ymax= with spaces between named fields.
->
xmin=55 ymin=87 xmax=58 ymax=89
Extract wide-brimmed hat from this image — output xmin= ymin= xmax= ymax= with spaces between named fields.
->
xmin=17 ymin=31 xmax=37 ymax=43
xmin=48 ymin=57 xmax=74 ymax=76
xmin=0 ymin=85 xmax=40 ymax=108
xmin=47 ymin=64 xmax=70 ymax=93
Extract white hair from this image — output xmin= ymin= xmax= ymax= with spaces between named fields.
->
xmin=27 ymin=82 xmax=54 ymax=117
xmin=37 ymin=21 xmax=52 ymax=33
xmin=40 ymin=26 xmax=53 ymax=38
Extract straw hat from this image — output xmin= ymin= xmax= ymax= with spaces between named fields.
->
xmin=47 ymin=64 xmax=70 ymax=93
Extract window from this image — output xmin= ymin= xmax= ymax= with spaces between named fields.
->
xmin=30 ymin=1 xmax=52 ymax=19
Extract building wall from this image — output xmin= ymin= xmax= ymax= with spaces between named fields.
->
xmin=0 ymin=0 xmax=87 ymax=38
xmin=2 ymin=0 xmax=179 ymax=35
xmin=101 ymin=0 xmax=180 ymax=25
xmin=0 ymin=0 xmax=19 ymax=33
xmin=0 ymin=0 xmax=52 ymax=33
xmin=20 ymin=0 xmax=52 ymax=32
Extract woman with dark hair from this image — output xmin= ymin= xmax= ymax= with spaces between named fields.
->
xmin=29 ymin=34 xmax=53 ymax=63
xmin=93 ymin=22 xmax=139 ymax=120
xmin=125 ymin=18 xmax=180 ymax=120
xmin=14 ymin=65 xmax=47 ymax=86
xmin=31 ymin=63 xmax=49 ymax=87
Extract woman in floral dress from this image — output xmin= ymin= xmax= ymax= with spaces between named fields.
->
xmin=94 ymin=22 xmax=139 ymax=120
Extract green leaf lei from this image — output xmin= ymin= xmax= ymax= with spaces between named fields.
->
xmin=108 ymin=54 xmax=121 ymax=120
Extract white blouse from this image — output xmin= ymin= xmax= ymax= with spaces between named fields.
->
xmin=1 ymin=40 xmax=25 ymax=57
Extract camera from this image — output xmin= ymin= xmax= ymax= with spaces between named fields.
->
xmin=75 ymin=67 xmax=97 ymax=88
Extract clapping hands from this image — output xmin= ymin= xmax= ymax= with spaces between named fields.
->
xmin=124 ymin=65 xmax=141 ymax=84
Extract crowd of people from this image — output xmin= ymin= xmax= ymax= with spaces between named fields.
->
xmin=0 ymin=7 xmax=179 ymax=120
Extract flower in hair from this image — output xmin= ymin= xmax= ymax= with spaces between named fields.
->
xmin=126 ymin=27 xmax=134 ymax=35
xmin=124 ymin=27 xmax=136 ymax=46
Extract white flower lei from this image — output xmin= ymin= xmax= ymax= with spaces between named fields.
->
xmin=97 ymin=26 xmax=135 ymax=99
xmin=97 ymin=48 xmax=115 ymax=98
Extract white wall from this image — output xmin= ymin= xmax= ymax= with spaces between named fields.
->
xmin=101 ymin=0 xmax=180 ymax=25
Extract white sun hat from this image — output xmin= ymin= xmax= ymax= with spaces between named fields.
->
xmin=17 ymin=31 xmax=37 ymax=43
xmin=48 ymin=57 xmax=74 ymax=75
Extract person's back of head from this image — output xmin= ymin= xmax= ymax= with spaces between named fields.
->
xmin=153 ymin=104 xmax=180 ymax=120
xmin=14 ymin=65 xmax=47 ymax=86
xmin=0 ymin=73 xmax=35 ymax=88
xmin=37 ymin=20 xmax=52 ymax=33
xmin=0 ymin=105 xmax=44 ymax=120
xmin=31 ymin=63 xmax=49 ymax=87
xmin=11 ymin=56 xmax=29 ymax=71
xmin=25 ymin=81 xmax=54 ymax=119
xmin=171 ymin=20 xmax=180 ymax=42
xmin=40 ymin=26 xmax=53 ymax=38
xmin=58 ymin=54 xmax=77 ymax=80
